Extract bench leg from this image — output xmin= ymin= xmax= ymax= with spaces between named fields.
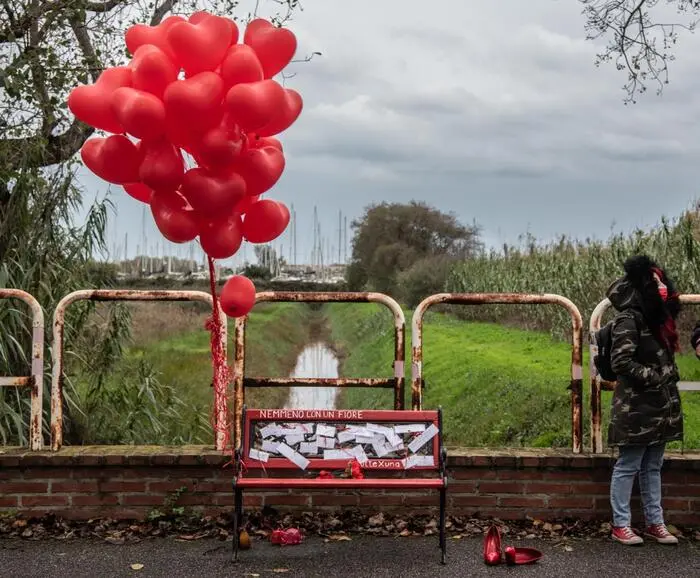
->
xmin=232 ymin=488 xmax=243 ymax=562
xmin=439 ymin=487 xmax=446 ymax=565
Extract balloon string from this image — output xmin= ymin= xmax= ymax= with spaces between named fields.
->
xmin=206 ymin=256 xmax=234 ymax=460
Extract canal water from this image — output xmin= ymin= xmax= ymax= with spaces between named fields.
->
xmin=285 ymin=343 xmax=339 ymax=410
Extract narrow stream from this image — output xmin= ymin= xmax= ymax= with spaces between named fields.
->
xmin=285 ymin=342 xmax=339 ymax=410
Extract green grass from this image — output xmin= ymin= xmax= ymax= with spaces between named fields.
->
xmin=68 ymin=302 xmax=310 ymax=445
xmin=129 ymin=302 xmax=312 ymax=411
xmin=326 ymin=303 xmax=700 ymax=450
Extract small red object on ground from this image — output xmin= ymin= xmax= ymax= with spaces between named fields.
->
xmin=504 ymin=546 xmax=543 ymax=565
xmin=350 ymin=459 xmax=364 ymax=479
xmin=483 ymin=525 xmax=502 ymax=565
xmin=270 ymin=528 xmax=303 ymax=546
xmin=317 ymin=470 xmax=333 ymax=479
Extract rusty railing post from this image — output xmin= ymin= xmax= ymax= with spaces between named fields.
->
xmin=589 ymin=294 xmax=700 ymax=453
xmin=50 ymin=289 xmax=225 ymax=451
xmin=0 ymin=289 xmax=44 ymax=450
xmin=232 ymin=291 xmax=405 ymax=449
xmin=412 ymin=293 xmax=584 ymax=454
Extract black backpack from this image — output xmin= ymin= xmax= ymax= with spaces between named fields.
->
xmin=593 ymin=313 xmax=640 ymax=381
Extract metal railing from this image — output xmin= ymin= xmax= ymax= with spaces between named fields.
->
xmin=50 ymin=289 xmax=226 ymax=451
xmin=589 ymin=294 xmax=700 ymax=453
xmin=232 ymin=291 xmax=405 ymax=448
xmin=0 ymin=289 xmax=45 ymax=450
xmin=412 ymin=293 xmax=584 ymax=454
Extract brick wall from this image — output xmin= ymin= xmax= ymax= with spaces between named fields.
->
xmin=0 ymin=447 xmax=698 ymax=524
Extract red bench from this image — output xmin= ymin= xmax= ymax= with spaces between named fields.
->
xmin=232 ymin=406 xmax=448 ymax=563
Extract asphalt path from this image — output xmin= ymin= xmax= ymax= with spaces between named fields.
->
xmin=1 ymin=534 xmax=698 ymax=577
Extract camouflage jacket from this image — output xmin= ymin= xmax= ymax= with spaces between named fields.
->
xmin=606 ymin=278 xmax=683 ymax=447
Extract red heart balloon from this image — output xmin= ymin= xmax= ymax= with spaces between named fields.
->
xmin=164 ymin=71 xmax=224 ymax=146
xmin=234 ymin=194 xmax=260 ymax=215
xmin=247 ymin=134 xmax=283 ymax=152
xmin=193 ymin=125 xmax=244 ymax=169
xmin=234 ymin=146 xmax=285 ymax=196
xmin=139 ymin=138 xmax=185 ymax=191
xmin=125 ymin=15 xmax=184 ymax=62
xmin=199 ymin=213 xmax=244 ymax=259
xmin=244 ymin=19 xmax=297 ymax=78
xmin=130 ymin=45 xmax=179 ymax=99
xmin=67 ymin=66 xmax=133 ymax=133
xmin=166 ymin=14 xmax=232 ymax=75
xmin=225 ymin=79 xmax=285 ymax=132
xmin=80 ymin=136 xmax=141 ymax=184
xmin=151 ymin=189 xmax=199 ymax=243
xmin=111 ymin=87 xmax=166 ymax=141
xmin=220 ymin=45 xmax=264 ymax=89
xmin=257 ymin=88 xmax=302 ymax=137
xmin=220 ymin=275 xmax=256 ymax=318
xmin=241 ymin=199 xmax=290 ymax=243
xmin=123 ymin=183 xmax=153 ymax=203
xmin=180 ymin=167 xmax=247 ymax=215
xmin=190 ymin=11 xmax=239 ymax=45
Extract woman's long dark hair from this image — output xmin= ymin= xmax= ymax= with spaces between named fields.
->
xmin=623 ymin=254 xmax=680 ymax=351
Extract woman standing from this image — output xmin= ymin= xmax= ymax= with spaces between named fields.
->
xmin=606 ymin=255 xmax=682 ymax=546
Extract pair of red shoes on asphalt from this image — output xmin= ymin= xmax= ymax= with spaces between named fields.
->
xmin=483 ymin=525 xmax=543 ymax=566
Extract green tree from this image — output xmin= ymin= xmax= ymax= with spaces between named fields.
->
xmin=581 ymin=0 xmax=700 ymax=103
xmin=347 ymin=201 xmax=481 ymax=297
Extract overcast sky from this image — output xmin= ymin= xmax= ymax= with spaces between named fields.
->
xmin=81 ymin=0 xmax=700 ymax=266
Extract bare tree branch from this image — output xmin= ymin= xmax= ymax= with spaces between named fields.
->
xmin=151 ymin=0 xmax=178 ymax=26
xmin=581 ymin=0 xmax=700 ymax=103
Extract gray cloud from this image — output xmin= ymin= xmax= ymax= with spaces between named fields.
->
xmin=84 ymin=0 xmax=700 ymax=265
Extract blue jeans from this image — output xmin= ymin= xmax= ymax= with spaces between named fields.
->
xmin=610 ymin=443 xmax=666 ymax=527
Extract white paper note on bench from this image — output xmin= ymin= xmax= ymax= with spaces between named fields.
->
xmin=337 ymin=431 xmax=355 ymax=443
xmin=260 ymin=424 xmax=278 ymax=438
xmin=386 ymin=430 xmax=403 ymax=448
xmin=317 ymin=424 xmax=337 ymax=437
xmin=403 ymin=454 xmax=434 ymax=469
xmin=277 ymin=442 xmax=310 ymax=470
xmin=367 ymin=423 xmax=391 ymax=436
xmin=249 ymin=449 xmax=270 ymax=463
xmin=355 ymin=435 xmax=375 ymax=444
xmin=395 ymin=424 xmax=427 ymax=434
xmin=318 ymin=436 xmax=335 ymax=449
xmin=299 ymin=441 xmax=318 ymax=454
xmin=261 ymin=440 xmax=280 ymax=453
xmin=285 ymin=433 xmax=305 ymax=445
xmin=408 ymin=424 xmax=439 ymax=453
xmin=349 ymin=445 xmax=369 ymax=464
xmin=371 ymin=440 xmax=390 ymax=457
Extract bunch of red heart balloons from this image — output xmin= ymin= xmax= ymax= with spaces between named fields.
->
xmin=68 ymin=11 xmax=302 ymax=317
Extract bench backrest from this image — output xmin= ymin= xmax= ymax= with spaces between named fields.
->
xmin=240 ymin=408 xmax=443 ymax=472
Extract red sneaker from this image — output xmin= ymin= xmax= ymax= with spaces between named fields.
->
xmin=611 ymin=526 xmax=643 ymax=545
xmin=644 ymin=524 xmax=679 ymax=545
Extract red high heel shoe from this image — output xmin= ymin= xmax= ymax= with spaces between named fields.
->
xmin=504 ymin=545 xmax=543 ymax=565
xmin=483 ymin=524 xmax=502 ymax=565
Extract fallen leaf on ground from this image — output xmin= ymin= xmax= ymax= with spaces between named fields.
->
xmin=399 ymin=529 xmax=411 ymax=537
xmin=451 ymin=534 xmax=464 ymax=540
xmin=564 ymin=546 xmax=574 ymax=552
xmin=272 ymin=569 xmax=290 ymax=574
xmin=176 ymin=535 xmax=197 ymax=541
xmin=130 ymin=563 xmax=144 ymax=570
xmin=328 ymin=534 xmax=351 ymax=541
xmin=105 ymin=537 xmax=125 ymax=545
xmin=244 ymin=574 xmax=260 ymax=577
xmin=368 ymin=513 xmax=384 ymax=527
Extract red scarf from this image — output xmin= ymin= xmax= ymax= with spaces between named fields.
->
xmin=652 ymin=267 xmax=680 ymax=353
